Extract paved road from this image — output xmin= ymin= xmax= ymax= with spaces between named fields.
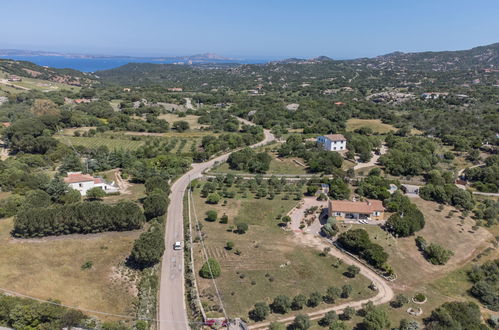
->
xmin=158 ymin=120 xmax=274 ymax=330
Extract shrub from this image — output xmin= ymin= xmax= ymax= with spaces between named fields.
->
xmin=319 ymin=311 xmax=338 ymax=327
xmin=424 ymin=243 xmax=453 ymax=265
xmin=271 ymin=295 xmax=291 ymax=314
xmin=205 ymin=210 xmax=218 ymax=222
xmin=341 ymin=306 xmax=355 ymax=320
xmin=390 ymin=294 xmax=409 ymax=308
xmin=292 ymin=314 xmax=311 ymax=330
xmin=206 ymin=192 xmax=221 ymax=204
xmin=249 ymin=302 xmax=269 ymax=321
xmin=414 ymin=293 xmax=426 ymax=303
xmin=292 ymin=294 xmax=307 ymax=310
xmin=85 ymin=187 xmax=106 ymax=200
xmin=199 ymin=258 xmax=221 ymax=279
xmin=220 ymin=214 xmax=229 ymax=224
xmin=225 ymin=241 xmax=234 ymax=250
xmin=307 ymin=291 xmax=322 ymax=307
xmin=346 ymin=265 xmax=360 ymax=278
xmin=236 ymin=222 xmax=249 ymax=234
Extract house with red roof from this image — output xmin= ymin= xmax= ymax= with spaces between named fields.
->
xmin=317 ymin=134 xmax=347 ymax=151
xmin=63 ymin=172 xmax=119 ymax=196
xmin=328 ymin=199 xmax=385 ymax=221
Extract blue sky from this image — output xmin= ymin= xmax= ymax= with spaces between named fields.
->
xmin=1 ymin=0 xmax=498 ymax=59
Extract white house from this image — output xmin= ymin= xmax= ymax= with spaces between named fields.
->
xmin=317 ymin=134 xmax=347 ymax=151
xmin=63 ymin=172 xmax=119 ymax=196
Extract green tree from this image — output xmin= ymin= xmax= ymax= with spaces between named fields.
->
xmin=199 ymin=258 xmax=221 ymax=279
xmin=307 ymin=291 xmax=322 ymax=307
xmin=206 ymin=192 xmax=221 ymax=204
xmin=341 ymin=284 xmax=352 ymax=298
xmin=85 ymin=187 xmax=106 ymax=201
xmin=292 ymin=314 xmax=311 ymax=330
xmin=319 ymin=311 xmax=338 ymax=327
xmin=271 ymin=295 xmax=291 ymax=314
xmin=363 ymin=306 xmax=391 ymax=330
xmin=173 ymin=120 xmax=190 ymax=132
xmin=225 ymin=241 xmax=234 ymax=250
xmin=249 ymin=302 xmax=269 ymax=321
xmin=341 ymin=306 xmax=355 ymax=320
xmin=205 ymin=210 xmax=218 ymax=222
xmin=346 ymin=265 xmax=360 ymax=278
xmin=236 ymin=222 xmax=249 ymax=234
xmin=143 ymin=193 xmax=168 ymax=220
xmin=292 ymin=294 xmax=307 ymax=310
xmin=129 ymin=223 xmax=165 ymax=269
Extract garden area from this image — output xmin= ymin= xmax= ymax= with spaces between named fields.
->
xmin=189 ymin=177 xmax=375 ymax=321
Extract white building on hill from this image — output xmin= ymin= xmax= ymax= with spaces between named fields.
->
xmin=63 ymin=172 xmax=119 ymax=196
xmin=317 ymin=134 xmax=347 ymax=151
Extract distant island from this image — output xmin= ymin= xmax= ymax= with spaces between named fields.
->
xmin=0 ymin=48 xmax=236 ymax=61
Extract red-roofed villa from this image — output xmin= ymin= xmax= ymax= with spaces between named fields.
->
xmin=328 ymin=199 xmax=385 ymax=221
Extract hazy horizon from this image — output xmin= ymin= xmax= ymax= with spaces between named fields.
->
xmin=1 ymin=0 xmax=499 ymax=60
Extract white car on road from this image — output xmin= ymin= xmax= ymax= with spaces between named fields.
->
xmin=174 ymin=241 xmax=182 ymax=250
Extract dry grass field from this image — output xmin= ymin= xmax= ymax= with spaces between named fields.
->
xmin=190 ymin=186 xmax=375 ymax=321
xmin=346 ymin=119 xmax=396 ymax=134
xmin=158 ymin=113 xmax=205 ymax=130
xmin=0 ymin=217 xmax=142 ymax=320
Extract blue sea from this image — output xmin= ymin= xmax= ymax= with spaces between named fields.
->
xmin=0 ymin=55 xmax=268 ymax=72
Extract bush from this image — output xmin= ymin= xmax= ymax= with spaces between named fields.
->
xmin=307 ymin=291 xmax=322 ymax=307
xmin=271 ymin=295 xmax=291 ymax=314
xmin=225 ymin=241 xmax=234 ymax=250
xmin=206 ymin=192 xmax=221 ymax=204
xmin=220 ymin=214 xmax=229 ymax=224
xmin=424 ymin=243 xmax=453 ymax=265
xmin=390 ymin=293 xmax=409 ymax=308
xmin=337 ymin=229 xmax=388 ymax=269
xmin=199 ymin=258 xmax=221 ymax=279
xmin=249 ymin=302 xmax=269 ymax=321
xmin=85 ymin=187 xmax=106 ymax=200
xmin=292 ymin=314 xmax=311 ymax=330
xmin=346 ymin=265 xmax=360 ymax=278
xmin=319 ymin=311 xmax=338 ymax=327
xmin=414 ymin=293 xmax=426 ymax=303
xmin=205 ymin=210 xmax=218 ymax=222
xmin=292 ymin=294 xmax=307 ymax=310
xmin=129 ymin=223 xmax=165 ymax=269
xmin=341 ymin=306 xmax=355 ymax=320
xmin=236 ymin=222 xmax=249 ymax=234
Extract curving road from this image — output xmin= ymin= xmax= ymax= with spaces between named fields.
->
xmin=158 ymin=120 xmax=274 ymax=330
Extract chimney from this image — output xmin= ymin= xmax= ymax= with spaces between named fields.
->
xmin=367 ymin=200 xmax=371 ymax=206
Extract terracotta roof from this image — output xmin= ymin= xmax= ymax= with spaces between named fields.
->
xmin=93 ymin=177 xmax=104 ymax=184
xmin=324 ymin=134 xmax=346 ymax=141
xmin=63 ymin=172 xmax=95 ymax=184
xmin=329 ymin=199 xmax=384 ymax=214
xmin=1 ymin=122 xmax=11 ymax=127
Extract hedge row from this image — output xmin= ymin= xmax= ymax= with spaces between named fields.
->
xmin=13 ymin=200 xmax=145 ymax=238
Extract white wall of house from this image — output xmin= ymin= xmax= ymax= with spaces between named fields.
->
xmin=68 ymin=180 xmax=119 ymax=196
xmin=317 ymin=136 xmax=347 ymax=151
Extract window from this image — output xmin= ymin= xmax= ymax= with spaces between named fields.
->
xmin=79 ymin=183 xmax=83 ymax=187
